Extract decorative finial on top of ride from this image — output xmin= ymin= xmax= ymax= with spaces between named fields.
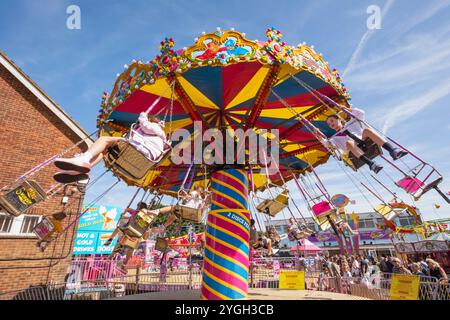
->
xmin=264 ymin=27 xmax=295 ymax=66
xmin=152 ymin=37 xmax=179 ymax=77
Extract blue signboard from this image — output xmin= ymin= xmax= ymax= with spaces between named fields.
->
xmin=73 ymin=205 xmax=122 ymax=255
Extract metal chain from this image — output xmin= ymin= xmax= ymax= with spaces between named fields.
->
xmin=271 ymin=89 xmax=342 ymax=160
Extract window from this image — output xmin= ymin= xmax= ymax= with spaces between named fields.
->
xmin=358 ymin=218 xmax=375 ymax=229
xmin=0 ymin=213 xmax=42 ymax=237
xmin=20 ymin=215 xmax=40 ymax=234
xmin=0 ymin=214 xmax=14 ymax=233
xmin=398 ymin=216 xmax=416 ymax=227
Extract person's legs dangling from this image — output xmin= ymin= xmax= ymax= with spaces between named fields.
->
xmin=55 ymin=136 xmax=122 ymax=172
xmin=362 ymin=128 xmax=408 ymax=160
xmin=124 ymin=247 xmax=133 ymax=266
xmin=346 ymin=140 xmax=383 ymax=173
xmin=266 ymin=239 xmax=273 ymax=256
xmin=104 ymin=227 xmax=120 ymax=246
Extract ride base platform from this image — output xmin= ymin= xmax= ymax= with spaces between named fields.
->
xmin=110 ymin=289 xmax=369 ymax=300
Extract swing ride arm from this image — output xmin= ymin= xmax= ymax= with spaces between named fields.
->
xmin=279 ymin=105 xmax=329 ymax=140
xmin=167 ymin=76 xmax=205 ymax=123
xmin=243 ymin=63 xmax=281 ymax=130
xmin=271 ymin=89 xmax=342 ymax=162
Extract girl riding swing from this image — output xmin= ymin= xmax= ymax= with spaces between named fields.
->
xmin=326 ymin=107 xmax=408 ymax=174
xmin=53 ymin=112 xmax=167 ymax=183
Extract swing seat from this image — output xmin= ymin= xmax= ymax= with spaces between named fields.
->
xmin=155 ymin=237 xmax=169 ymax=252
xmin=175 ymin=205 xmax=203 ymax=223
xmin=105 ymin=140 xmax=171 ymax=181
xmin=33 ymin=216 xmax=57 ymax=241
xmin=374 ymin=204 xmax=398 ymax=221
xmin=256 ymin=190 xmax=289 ymax=217
xmin=347 ymin=138 xmax=381 ymax=170
xmin=289 ymin=228 xmax=311 ymax=241
xmin=123 ymin=209 xmax=153 ymax=238
xmin=0 ymin=180 xmax=47 ymax=217
xmin=313 ymin=216 xmax=331 ymax=231
xmin=396 ymin=176 xmax=424 ymax=194
xmin=413 ymin=177 xmax=443 ymax=201
xmin=119 ymin=234 xmax=141 ymax=249
xmin=312 ymin=201 xmax=333 ymax=218
xmin=289 ymin=231 xmax=308 ymax=241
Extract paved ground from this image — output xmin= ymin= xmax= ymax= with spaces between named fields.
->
xmin=111 ymin=289 xmax=370 ymax=300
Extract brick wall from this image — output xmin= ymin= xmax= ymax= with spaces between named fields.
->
xmin=0 ymin=62 xmax=89 ymax=294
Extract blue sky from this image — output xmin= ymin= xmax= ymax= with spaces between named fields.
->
xmin=1 ymin=0 xmax=449 ymax=222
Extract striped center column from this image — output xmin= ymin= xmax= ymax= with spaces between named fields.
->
xmin=201 ymin=168 xmax=250 ymax=300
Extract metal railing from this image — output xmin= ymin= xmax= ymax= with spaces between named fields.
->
xmin=2 ymin=257 xmax=449 ymax=300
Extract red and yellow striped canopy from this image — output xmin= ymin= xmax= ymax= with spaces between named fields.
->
xmin=97 ymin=28 xmax=350 ymax=196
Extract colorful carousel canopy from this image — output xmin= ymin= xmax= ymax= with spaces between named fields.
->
xmin=98 ymin=28 xmax=351 ymax=196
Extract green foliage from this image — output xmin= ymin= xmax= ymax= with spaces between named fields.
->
xmin=149 ymin=211 xmax=204 ymax=238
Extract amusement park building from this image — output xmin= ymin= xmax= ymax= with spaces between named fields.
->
xmin=0 ymin=51 xmax=92 ymax=294
xmin=267 ymin=212 xmax=422 ymax=257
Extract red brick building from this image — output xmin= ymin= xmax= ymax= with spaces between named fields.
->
xmin=0 ymin=50 xmax=93 ymax=296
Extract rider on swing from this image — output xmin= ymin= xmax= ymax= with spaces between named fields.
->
xmin=53 ymin=112 xmax=167 ymax=183
xmin=103 ymin=201 xmax=177 ymax=246
xmin=326 ymin=107 xmax=408 ymax=173
xmin=288 ymin=217 xmax=314 ymax=240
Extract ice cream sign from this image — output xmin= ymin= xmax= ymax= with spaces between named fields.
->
xmin=73 ymin=204 xmax=122 ymax=255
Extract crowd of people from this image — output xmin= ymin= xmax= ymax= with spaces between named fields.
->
xmin=316 ymin=253 xmax=448 ymax=284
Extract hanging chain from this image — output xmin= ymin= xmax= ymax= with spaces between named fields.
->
xmin=271 ymin=89 xmax=342 ymax=161
xmin=1 ymin=130 xmax=99 ymax=192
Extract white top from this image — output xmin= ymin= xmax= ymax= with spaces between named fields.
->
xmin=182 ymin=190 xmax=203 ymax=209
xmin=352 ymin=260 xmax=360 ymax=274
xmin=329 ymin=108 xmax=366 ymax=152
xmin=129 ymin=112 xmax=167 ymax=160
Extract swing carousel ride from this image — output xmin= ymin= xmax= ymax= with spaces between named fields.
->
xmin=92 ymin=27 xmax=449 ymax=299
xmin=1 ymin=27 xmax=449 ymax=300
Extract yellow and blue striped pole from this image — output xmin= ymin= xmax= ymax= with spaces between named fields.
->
xmin=201 ymin=168 xmax=250 ymax=300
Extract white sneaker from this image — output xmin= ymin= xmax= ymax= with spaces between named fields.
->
xmin=54 ymin=154 xmax=91 ymax=173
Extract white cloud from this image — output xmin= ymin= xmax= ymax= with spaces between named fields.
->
xmin=391 ymin=0 xmax=450 ymax=36
xmin=343 ymin=0 xmax=394 ymax=77
xmin=381 ymin=78 xmax=450 ymax=134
